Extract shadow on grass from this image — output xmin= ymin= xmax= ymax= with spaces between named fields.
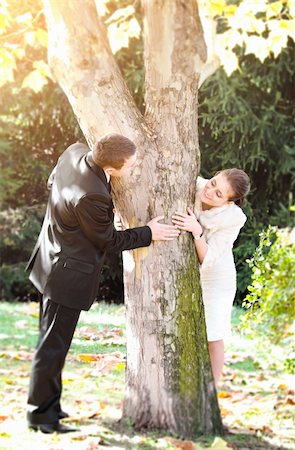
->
xmin=99 ymin=416 xmax=287 ymax=450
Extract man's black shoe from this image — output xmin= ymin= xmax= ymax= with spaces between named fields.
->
xmin=29 ymin=422 xmax=78 ymax=434
xmin=58 ymin=410 xmax=70 ymax=419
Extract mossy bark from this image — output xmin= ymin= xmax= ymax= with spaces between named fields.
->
xmin=123 ymin=244 xmax=223 ymax=438
xmin=173 ymin=256 xmax=223 ymax=436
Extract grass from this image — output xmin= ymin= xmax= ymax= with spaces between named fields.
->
xmin=0 ymin=302 xmax=294 ymax=450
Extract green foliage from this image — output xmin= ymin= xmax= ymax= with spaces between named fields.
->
xmin=199 ymin=43 xmax=295 ymax=203
xmin=0 ymin=205 xmax=39 ymax=302
xmin=241 ymin=225 xmax=295 ymax=344
xmin=207 ymin=0 xmax=295 ymax=75
xmin=115 ymin=37 xmax=144 ymax=112
xmin=0 ymin=205 xmax=43 ymax=301
xmin=0 ymin=263 xmax=36 ymax=301
xmin=105 ymin=0 xmax=144 ymax=112
xmin=234 ymin=201 xmax=295 ymax=302
xmin=0 ymin=0 xmax=50 ymax=90
xmin=0 ymin=81 xmax=84 ymax=208
xmin=0 ymin=205 xmax=44 ymax=264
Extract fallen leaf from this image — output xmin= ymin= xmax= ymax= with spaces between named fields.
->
xmin=18 ymin=371 xmax=29 ymax=378
xmin=274 ymin=401 xmax=285 ymax=408
xmin=88 ymin=412 xmax=101 ymax=419
xmin=77 ymin=326 xmax=100 ymax=340
xmin=231 ymin=393 xmax=247 ymax=403
xmin=210 ymin=437 xmax=232 ymax=449
xmin=277 ymin=383 xmax=288 ymax=390
xmin=50 ymin=432 xmax=61 ymax=442
xmin=168 ymin=437 xmax=196 ymax=449
xmin=81 ymin=370 xmax=92 ymax=378
xmin=256 ymin=373 xmax=266 ymax=381
xmin=220 ymin=408 xmax=234 ymax=417
xmin=71 ymin=434 xmax=87 ymax=441
xmin=247 ymin=424 xmax=273 ymax=434
xmin=86 ymin=440 xmax=107 ymax=449
xmin=114 ymin=362 xmax=125 ymax=371
xmin=0 ymin=415 xmax=9 ymax=422
xmin=63 ymin=378 xmax=75 ymax=385
xmin=218 ymin=391 xmax=232 ymax=399
xmin=28 ymin=301 xmax=39 ymax=318
xmin=245 ymin=407 xmax=262 ymax=414
xmin=0 ymin=432 xmax=11 ymax=438
xmin=261 ymin=425 xmax=273 ymax=433
xmin=0 ymin=351 xmax=32 ymax=361
xmin=77 ymin=354 xmax=99 ymax=362
xmin=285 ymin=397 xmax=295 ymax=406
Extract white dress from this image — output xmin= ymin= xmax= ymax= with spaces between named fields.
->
xmin=195 ymin=177 xmax=247 ymax=341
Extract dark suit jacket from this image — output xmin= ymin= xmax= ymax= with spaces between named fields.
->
xmin=27 ymin=143 xmax=152 ymax=310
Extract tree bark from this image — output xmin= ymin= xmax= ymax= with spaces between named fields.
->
xmin=44 ymin=0 xmax=223 ymax=437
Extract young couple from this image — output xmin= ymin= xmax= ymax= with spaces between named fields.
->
xmin=26 ymin=133 xmax=250 ymax=433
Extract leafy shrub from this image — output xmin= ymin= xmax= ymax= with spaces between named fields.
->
xmin=0 ymin=205 xmax=44 ymax=301
xmin=0 ymin=205 xmax=45 ymax=265
xmin=233 ymin=201 xmax=295 ymax=304
xmin=0 ymin=263 xmax=37 ymax=302
xmin=241 ymin=225 xmax=295 ymax=344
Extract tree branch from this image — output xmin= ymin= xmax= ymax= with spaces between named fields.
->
xmin=142 ymin=0 xmax=218 ymax=132
xmin=43 ymin=0 xmax=150 ymax=147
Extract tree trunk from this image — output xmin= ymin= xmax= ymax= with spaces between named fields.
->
xmin=44 ymin=0 xmax=223 ymax=437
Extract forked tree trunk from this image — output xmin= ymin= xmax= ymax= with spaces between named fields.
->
xmin=44 ymin=0 xmax=223 ymax=437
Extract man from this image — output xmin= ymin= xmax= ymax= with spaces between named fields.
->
xmin=26 ymin=133 xmax=180 ymax=433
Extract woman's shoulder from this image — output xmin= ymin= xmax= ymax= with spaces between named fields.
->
xmin=223 ymin=203 xmax=247 ymax=227
xmin=200 ymin=203 xmax=247 ymax=230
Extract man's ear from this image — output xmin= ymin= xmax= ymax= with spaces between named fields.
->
xmin=104 ymin=167 xmax=113 ymax=176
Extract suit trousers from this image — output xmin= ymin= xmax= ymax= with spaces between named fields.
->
xmin=27 ymin=296 xmax=80 ymax=425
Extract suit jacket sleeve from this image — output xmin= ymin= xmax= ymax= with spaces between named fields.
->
xmin=75 ymin=193 xmax=152 ymax=253
xmin=47 ymin=166 xmax=57 ymax=190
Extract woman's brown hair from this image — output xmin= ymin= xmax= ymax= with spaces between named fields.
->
xmin=217 ymin=168 xmax=250 ymax=206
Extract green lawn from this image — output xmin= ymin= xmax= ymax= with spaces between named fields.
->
xmin=0 ymin=302 xmax=293 ymax=450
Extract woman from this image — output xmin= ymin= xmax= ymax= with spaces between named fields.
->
xmin=172 ymin=168 xmax=250 ymax=385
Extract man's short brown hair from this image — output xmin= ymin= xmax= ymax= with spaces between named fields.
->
xmin=92 ymin=133 xmax=136 ymax=169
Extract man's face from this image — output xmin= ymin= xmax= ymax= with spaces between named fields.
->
xmin=111 ymin=153 xmax=137 ymax=177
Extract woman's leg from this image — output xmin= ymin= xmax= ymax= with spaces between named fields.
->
xmin=208 ymin=340 xmax=224 ymax=386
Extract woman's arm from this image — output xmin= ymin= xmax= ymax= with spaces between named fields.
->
xmin=172 ymin=207 xmax=208 ymax=263
xmin=192 ymin=234 xmax=208 ymax=264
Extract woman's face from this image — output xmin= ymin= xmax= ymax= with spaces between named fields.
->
xmin=200 ymin=173 xmax=235 ymax=208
